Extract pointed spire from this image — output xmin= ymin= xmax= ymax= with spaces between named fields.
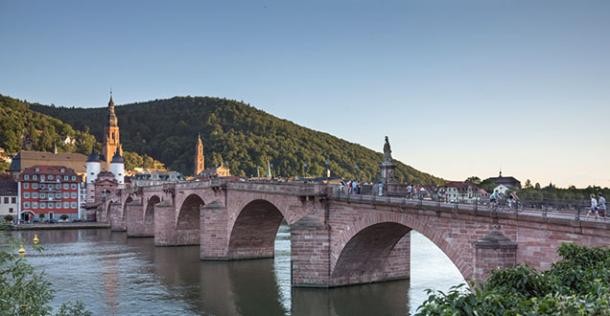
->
xmin=107 ymin=91 xmax=118 ymax=127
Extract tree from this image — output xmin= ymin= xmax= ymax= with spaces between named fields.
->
xmin=524 ymin=179 xmax=533 ymax=189
xmin=466 ymin=176 xmax=481 ymax=185
xmin=535 ymin=182 xmax=541 ymax=190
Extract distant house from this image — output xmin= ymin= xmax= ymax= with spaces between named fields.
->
xmin=0 ymin=174 xmax=18 ymax=218
xmin=9 ymin=150 xmax=88 ymax=178
xmin=484 ymin=171 xmax=521 ymax=190
xmin=132 ymin=171 xmax=186 ymax=188
xmin=199 ymin=163 xmax=231 ymax=179
xmin=442 ymin=181 xmax=482 ymax=203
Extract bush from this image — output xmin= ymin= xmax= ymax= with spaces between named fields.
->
xmin=59 ymin=214 xmax=69 ymax=221
xmin=3 ymin=214 xmax=13 ymax=223
xmin=415 ymin=244 xmax=610 ymax=315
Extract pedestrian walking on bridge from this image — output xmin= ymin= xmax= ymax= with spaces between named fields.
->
xmin=587 ymin=194 xmax=599 ymax=218
xmin=598 ymin=193 xmax=607 ymax=217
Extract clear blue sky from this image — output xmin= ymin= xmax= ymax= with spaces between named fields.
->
xmin=1 ymin=0 xmax=609 ymax=187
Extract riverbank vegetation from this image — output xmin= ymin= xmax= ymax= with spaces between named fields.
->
xmin=415 ymin=243 xmax=610 ymax=315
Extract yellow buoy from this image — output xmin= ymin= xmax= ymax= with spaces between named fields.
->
xmin=18 ymin=244 xmax=26 ymax=256
xmin=33 ymin=234 xmax=40 ymax=245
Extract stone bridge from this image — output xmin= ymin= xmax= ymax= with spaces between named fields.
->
xmin=98 ymin=180 xmax=610 ymax=287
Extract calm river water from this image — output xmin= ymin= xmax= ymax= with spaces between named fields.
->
xmin=11 ymin=227 xmax=465 ymax=315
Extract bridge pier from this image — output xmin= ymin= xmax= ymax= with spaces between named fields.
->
xmin=154 ymin=201 xmax=200 ymax=246
xmin=200 ymin=201 xmax=230 ymax=260
xmin=125 ymin=203 xmax=153 ymax=237
xmin=291 ymin=208 xmax=331 ymax=287
xmin=109 ymin=202 xmax=126 ymax=232
xmin=473 ymin=230 xmax=517 ymax=283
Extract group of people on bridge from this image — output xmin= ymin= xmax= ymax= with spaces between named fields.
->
xmin=588 ymin=193 xmax=607 ymax=218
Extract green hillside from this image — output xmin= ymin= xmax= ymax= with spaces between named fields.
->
xmin=30 ymin=96 xmax=442 ymax=184
xmin=0 ymin=95 xmax=163 ymax=171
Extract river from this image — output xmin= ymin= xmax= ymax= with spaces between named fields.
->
xmin=11 ymin=227 xmax=465 ymax=315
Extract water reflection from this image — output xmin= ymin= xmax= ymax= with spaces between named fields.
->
xmin=12 ymin=227 xmax=464 ymax=315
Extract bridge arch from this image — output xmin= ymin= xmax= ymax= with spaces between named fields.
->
xmin=121 ymin=196 xmax=134 ymax=220
xmin=176 ymin=194 xmax=204 ymax=230
xmin=144 ymin=195 xmax=161 ymax=224
xmin=331 ymin=214 xmax=473 ymax=282
xmin=228 ymin=199 xmax=285 ymax=259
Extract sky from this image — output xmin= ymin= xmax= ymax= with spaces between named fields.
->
xmin=1 ymin=0 xmax=609 ymax=188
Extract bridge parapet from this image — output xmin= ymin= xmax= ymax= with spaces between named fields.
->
xmin=330 ymin=191 xmax=610 ymax=229
xmin=227 ymin=181 xmax=327 ymax=196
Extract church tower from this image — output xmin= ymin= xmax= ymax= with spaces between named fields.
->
xmin=194 ymin=134 xmax=204 ymax=176
xmin=102 ymin=93 xmax=123 ymax=167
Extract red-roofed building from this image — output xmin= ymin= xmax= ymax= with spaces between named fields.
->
xmin=18 ymin=165 xmax=83 ymax=222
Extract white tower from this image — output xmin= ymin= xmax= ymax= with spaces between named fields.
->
xmin=86 ymin=150 xmax=102 ymax=184
xmin=85 ymin=150 xmax=102 ymax=204
xmin=110 ymin=149 xmax=125 ymax=187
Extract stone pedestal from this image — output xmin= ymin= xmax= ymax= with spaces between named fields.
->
xmin=474 ymin=230 xmax=517 ymax=283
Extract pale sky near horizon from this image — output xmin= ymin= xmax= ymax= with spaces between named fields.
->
xmin=1 ymin=1 xmax=609 ymax=188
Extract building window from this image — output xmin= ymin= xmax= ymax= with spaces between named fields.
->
xmin=55 ymin=183 xmax=61 ymax=189
xmin=24 ymin=192 xmax=30 ymax=198
xmin=63 ymin=183 xmax=69 ymax=190
xmin=24 ymin=175 xmax=30 ymax=180
xmin=40 ymin=203 xmax=46 ymax=209
xmin=63 ymin=192 xmax=69 ymax=199
xmin=41 ymin=175 xmax=45 ymax=181
xmin=71 ymin=192 xmax=77 ymax=199
xmin=23 ymin=202 xmax=30 ymax=208
xmin=55 ymin=202 xmax=61 ymax=209
xmin=23 ymin=183 xmax=29 ymax=189
xmin=55 ymin=193 xmax=61 ymax=199
xmin=71 ymin=184 xmax=76 ymax=189
xmin=3 ymin=197 xmax=7 ymax=204
xmin=48 ymin=203 xmax=53 ymax=209
xmin=11 ymin=197 xmax=15 ymax=204
xmin=8 ymin=208 xmax=13 ymax=213
xmin=70 ymin=202 xmax=77 ymax=209
xmin=71 ymin=176 xmax=76 ymax=181
xmin=32 ymin=192 xmax=39 ymax=198
xmin=63 ymin=202 xmax=69 ymax=209
xmin=41 ymin=193 xmax=46 ymax=198
xmin=60 ymin=168 xmax=65 ymax=173
xmin=64 ymin=176 xmax=69 ymax=181
xmin=40 ymin=183 xmax=46 ymax=189
xmin=32 ymin=202 xmax=38 ymax=208
xmin=32 ymin=175 xmax=37 ymax=180
xmin=48 ymin=175 xmax=54 ymax=180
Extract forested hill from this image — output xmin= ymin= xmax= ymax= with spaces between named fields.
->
xmin=30 ymin=96 xmax=442 ymax=184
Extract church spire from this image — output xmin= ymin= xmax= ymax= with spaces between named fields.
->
xmin=102 ymin=92 xmax=122 ymax=167
xmin=107 ymin=91 xmax=118 ymax=127
xmin=194 ymin=134 xmax=205 ymax=176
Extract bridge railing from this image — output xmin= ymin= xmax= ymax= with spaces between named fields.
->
xmin=330 ymin=190 xmax=608 ymax=223
xmin=227 ymin=181 xmax=327 ymax=196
